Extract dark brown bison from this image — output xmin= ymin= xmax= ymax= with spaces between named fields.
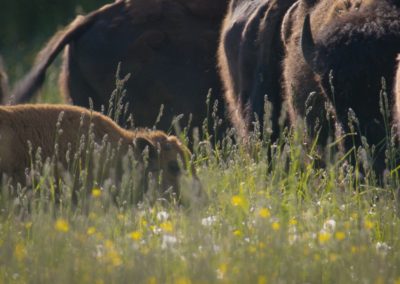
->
xmin=13 ymin=0 xmax=229 ymax=131
xmin=395 ymin=55 xmax=400 ymax=136
xmin=0 ymin=56 xmax=8 ymax=104
xmin=283 ymin=0 xmax=400 ymax=173
xmin=218 ymin=0 xmax=296 ymax=140
xmin=220 ymin=0 xmax=400 ymax=173
xmin=0 ymin=104 xmax=200 ymax=203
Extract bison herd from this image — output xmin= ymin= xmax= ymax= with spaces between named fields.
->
xmin=1 ymin=0 xmax=400 ymax=201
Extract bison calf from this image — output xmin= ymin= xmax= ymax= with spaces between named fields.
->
xmin=0 ymin=104 xmax=197 ymax=204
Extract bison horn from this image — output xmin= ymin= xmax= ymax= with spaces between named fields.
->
xmin=301 ymin=14 xmax=318 ymax=72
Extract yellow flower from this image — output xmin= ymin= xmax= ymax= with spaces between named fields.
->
xmin=272 ymin=222 xmax=280 ymax=231
xmin=25 ymin=222 xmax=33 ymax=229
xmin=335 ymin=231 xmax=346 ymax=241
xmin=258 ymin=275 xmax=267 ymax=284
xmin=217 ymin=263 xmax=228 ymax=279
xmin=318 ymin=232 xmax=331 ymax=244
xmin=258 ymin=242 xmax=266 ymax=249
xmin=146 ymin=277 xmax=157 ymax=284
xmin=105 ymin=240 xmax=114 ymax=249
xmin=233 ymin=230 xmax=242 ymax=237
xmin=351 ymin=246 xmax=358 ymax=254
xmin=87 ymin=227 xmax=96 ymax=236
xmin=231 ymin=194 xmax=249 ymax=211
xmin=108 ymin=250 xmax=122 ymax=267
xmin=55 ymin=218 xmax=69 ymax=232
xmin=258 ymin=208 xmax=271 ymax=218
xmin=248 ymin=246 xmax=257 ymax=254
xmin=175 ymin=277 xmax=192 ymax=284
xmin=231 ymin=195 xmax=244 ymax=207
xmin=289 ymin=218 xmax=298 ymax=226
xmin=130 ymin=231 xmax=142 ymax=241
xmin=160 ymin=221 xmax=173 ymax=233
xmin=14 ymin=243 xmax=27 ymax=261
xmin=92 ymin=188 xmax=102 ymax=197
xmin=364 ymin=220 xmax=374 ymax=230
xmin=329 ymin=253 xmax=338 ymax=262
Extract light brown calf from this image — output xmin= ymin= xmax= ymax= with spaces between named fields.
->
xmin=0 ymin=104 xmax=195 ymax=203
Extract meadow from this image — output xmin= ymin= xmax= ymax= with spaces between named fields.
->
xmin=1 ymin=3 xmax=400 ymax=283
xmin=0 ymin=78 xmax=400 ymax=283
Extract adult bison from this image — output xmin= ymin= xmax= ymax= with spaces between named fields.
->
xmin=0 ymin=56 xmax=8 ymax=104
xmin=220 ymin=0 xmax=400 ymax=173
xmin=218 ymin=0 xmax=296 ymax=140
xmin=13 ymin=0 xmax=229 ymax=131
xmin=283 ymin=0 xmax=400 ymax=173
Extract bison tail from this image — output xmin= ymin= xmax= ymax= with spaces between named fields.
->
xmin=11 ymin=0 xmax=125 ymax=104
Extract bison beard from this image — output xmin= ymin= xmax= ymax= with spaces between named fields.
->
xmin=220 ymin=0 xmax=400 ymax=174
xmin=12 ymin=0 xmax=229 ymax=132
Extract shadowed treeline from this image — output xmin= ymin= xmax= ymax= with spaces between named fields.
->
xmin=0 ymin=0 xmax=108 ymax=82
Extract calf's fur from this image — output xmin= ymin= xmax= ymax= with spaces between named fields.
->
xmin=0 ymin=104 xmax=193 ymax=202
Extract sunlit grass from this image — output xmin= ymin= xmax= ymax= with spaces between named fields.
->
xmin=0 ymin=62 xmax=400 ymax=284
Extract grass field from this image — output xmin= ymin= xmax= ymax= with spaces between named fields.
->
xmin=1 ymin=66 xmax=400 ymax=284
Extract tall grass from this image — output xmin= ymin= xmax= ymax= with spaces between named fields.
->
xmin=1 ymin=72 xmax=400 ymax=284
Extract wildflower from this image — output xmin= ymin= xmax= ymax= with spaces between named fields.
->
xmin=329 ymin=254 xmax=338 ymax=262
xmin=24 ymin=222 xmax=33 ymax=230
xmin=323 ymin=219 xmax=336 ymax=233
xmin=318 ymin=232 xmax=331 ymax=244
xmin=272 ymin=222 xmax=280 ymax=231
xmin=364 ymin=220 xmax=374 ymax=230
xmin=217 ymin=263 xmax=228 ymax=280
xmin=258 ymin=208 xmax=271 ymax=218
xmin=92 ymin=188 xmax=102 ymax=198
xmin=289 ymin=218 xmax=297 ymax=226
xmin=258 ymin=275 xmax=267 ymax=284
xmin=14 ymin=243 xmax=27 ymax=261
xmin=55 ymin=218 xmax=69 ymax=232
xmin=160 ymin=221 xmax=173 ymax=233
xmin=335 ymin=231 xmax=346 ymax=241
xmin=130 ymin=231 xmax=142 ymax=241
xmin=376 ymin=242 xmax=391 ymax=256
xmin=146 ymin=277 xmax=157 ymax=284
xmin=161 ymin=235 xmax=178 ymax=249
xmin=201 ymin=216 xmax=217 ymax=226
xmin=233 ymin=230 xmax=242 ymax=237
xmin=157 ymin=211 xmax=169 ymax=221
xmin=351 ymin=246 xmax=358 ymax=254
xmin=175 ymin=277 xmax=192 ymax=284
xmin=87 ymin=227 xmax=96 ymax=236
xmin=231 ymin=194 xmax=249 ymax=210
xmin=108 ymin=250 xmax=122 ymax=267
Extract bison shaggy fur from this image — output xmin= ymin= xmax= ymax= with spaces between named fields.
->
xmin=13 ymin=0 xmax=229 ymax=131
xmin=218 ymin=0 xmax=296 ymax=140
xmin=282 ymin=0 xmax=400 ymax=173
xmin=0 ymin=57 xmax=8 ymax=104
xmin=0 ymin=104 xmax=196 ymax=203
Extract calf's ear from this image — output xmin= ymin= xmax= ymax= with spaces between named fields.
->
xmin=134 ymin=137 xmax=157 ymax=160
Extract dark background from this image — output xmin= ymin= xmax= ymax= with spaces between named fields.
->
xmin=0 ymin=0 xmax=109 ymax=82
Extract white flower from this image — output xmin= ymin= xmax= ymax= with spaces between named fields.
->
xmin=157 ymin=211 xmax=169 ymax=221
xmin=323 ymin=219 xmax=336 ymax=233
xmin=201 ymin=216 xmax=217 ymax=226
xmin=161 ymin=235 xmax=178 ymax=249
xmin=376 ymin=242 xmax=391 ymax=256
